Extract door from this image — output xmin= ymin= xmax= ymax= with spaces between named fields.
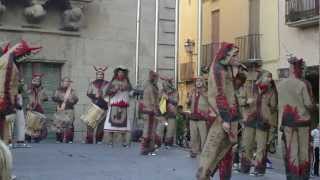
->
xmin=210 ymin=10 xmax=220 ymax=65
xmin=19 ymin=62 xmax=62 ymax=118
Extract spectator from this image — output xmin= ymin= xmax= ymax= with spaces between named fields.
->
xmin=176 ymin=105 xmax=186 ymax=147
xmin=311 ymin=125 xmax=320 ymax=176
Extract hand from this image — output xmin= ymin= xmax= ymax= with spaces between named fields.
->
xmin=222 ymin=122 xmax=230 ymax=132
xmin=209 ymin=111 xmax=217 ymax=118
xmin=247 ymin=98 xmax=254 ymax=104
xmin=162 ymin=94 xmax=168 ymax=99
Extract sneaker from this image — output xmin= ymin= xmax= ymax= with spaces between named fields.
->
xmin=148 ymin=152 xmax=157 ymax=156
xmin=68 ymin=141 xmax=73 ymax=144
xmin=233 ymin=163 xmax=240 ymax=171
xmin=97 ymin=141 xmax=103 ymax=145
xmin=107 ymin=144 xmax=113 ymax=148
xmin=122 ymin=144 xmax=128 ymax=148
xmin=250 ymin=171 xmax=264 ymax=177
xmin=190 ymin=153 xmax=197 ymax=158
xmin=266 ymin=162 xmax=273 ymax=169
xmin=11 ymin=175 xmax=17 ymax=180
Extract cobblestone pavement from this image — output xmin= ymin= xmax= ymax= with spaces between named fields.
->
xmin=12 ymin=143 xmax=286 ymax=180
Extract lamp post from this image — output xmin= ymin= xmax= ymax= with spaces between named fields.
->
xmin=184 ymin=38 xmax=195 ymax=55
xmin=184 ymin=38 xmax=195 ymax=81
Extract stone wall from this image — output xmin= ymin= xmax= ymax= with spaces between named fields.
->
xmin=0 ymin=0 xmax=157 ymax=142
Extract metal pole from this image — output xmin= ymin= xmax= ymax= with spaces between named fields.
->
xmin=135 ymin=0 xmax=141 ymax=86
xmin=197 ymin=0 xmax=202 ymax=76
xmin=174 ymin=0 xmax=180 ymax=88
xmin=133 ymin=0 xmax=142 ymax=131
xmin=154 ymin=0 xmax=159 ymax=72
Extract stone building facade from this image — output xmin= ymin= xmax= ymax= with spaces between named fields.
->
xmin=0 ymin=0 xmax=161 ymax=142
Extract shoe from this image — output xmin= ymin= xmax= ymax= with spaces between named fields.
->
xmin=68 ymin=141 xmax=73 ymax=144
xmin=266 ymin=162 xmax=273 ymax=169
xmin=97 ymin=141 xmax=103 ymax=145
xmin=250 ymin=171 xmax=264 ymax=177
xmin=11 ymin=175 xmax=17 ymax=180
xmin=141 ymin=151 xmax=149 ymax=156
xmin=233 ymin=163 xmax=240 ymax=171
xmin=148 ymin=152 xmax=157 ymax=156
xmin=190 ymin=153 xmax=197 ymax=158
xmin=107 ymin=144 xmax=113 ymax=148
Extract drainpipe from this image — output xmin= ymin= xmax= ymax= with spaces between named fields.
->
xmin=197 ymin=0 xmax=203 ymax=76
xmin=174 ymin=0 xmax=180 ymax=88
xmin=135 ymin=0 xmax=141 ymax=86
xmin=133 ymin=0 xmax=141 ymax=130
xmin=154 ymin=0 xmax=159 ymax=72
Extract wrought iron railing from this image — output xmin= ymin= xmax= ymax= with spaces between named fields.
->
xmin=201 ymin=42 xmax=220 ymax=70
xmin=235 ymin=34 xmax=262 ymax=62
xmin=286 ymin=0 xmax=319 ymax=24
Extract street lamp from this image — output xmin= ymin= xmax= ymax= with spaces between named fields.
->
xmin=184 ymin=38 xmax=195 ymax=55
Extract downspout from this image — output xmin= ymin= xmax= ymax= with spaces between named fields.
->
xmin=197 ymin=0 xmax=203 ymax=76
xmin=174 ymin=0 xmax=180 ymax=88
xmin=135 ymin=0 xmax=141 ymax=86
xmin=154 ymin=0 xmax=159 ymax=72
xmin=133 ymin=0 xmax=141 ymax=130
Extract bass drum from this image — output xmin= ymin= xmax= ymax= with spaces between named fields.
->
xmin=80 ymin=103 xmax=105 ymax=129
xmin=53 ymin=110 xmax=73 ymax=132
xmin=26 ymin=111 xmax=46 ymax=137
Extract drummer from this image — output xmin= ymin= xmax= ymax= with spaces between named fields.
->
xmin=52 ymin=77 xmax=79 ymax=143
xmin=86 ymin=66 xmax=109 ymax=144
xmin=26 ymin=73 xmax=48 ymax=143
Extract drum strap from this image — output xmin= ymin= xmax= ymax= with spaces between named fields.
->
xmin=58 ymin=87 xmax=72 ymax=111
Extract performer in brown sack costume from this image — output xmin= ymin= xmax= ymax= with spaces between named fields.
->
xmin=189 ymin=76 xmax=214 ymax=158
xmin=86 ymin=66 xmax=109 ymax=144
xmin=140 ymin=71 xmax=160 ymax=155
xmin=278 ymin=56 xmax=316 ymax=180
xmin=196 ymin=42 xmax=242 ymax=180
xmin=240 ymin=66 xmax=278 ymax=176
xmin=52 ymin=77 xmax=79 ymax=143
xmin=25 ymin=73 xmax=48 ymax=143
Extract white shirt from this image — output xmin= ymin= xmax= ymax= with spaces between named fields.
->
xmin=311 ymin=128 xmax=320 ymax=148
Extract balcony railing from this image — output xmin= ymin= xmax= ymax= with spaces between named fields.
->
xmin=286 ymin=0 xmax=319 ymax=27
xmin=180 ymin=61 xmax=195 ymax=82
xmin=235 ymin=34 xmax=262 ymax=62
xmin=201 ymin=42 xmax=220 ymax=70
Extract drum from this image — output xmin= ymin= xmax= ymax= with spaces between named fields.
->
xmin=53 ymin=110 xmax=72 ymax=130
xmin=5 ymin=114 xmax=16 ymax=123
xmin=26 ymin=111 xmax=46 ymax=136
xmin=81 ymin=103 xmax=105 ymax=129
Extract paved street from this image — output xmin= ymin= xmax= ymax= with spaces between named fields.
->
xmin=12 ymin=143 xmax=286 ymax=180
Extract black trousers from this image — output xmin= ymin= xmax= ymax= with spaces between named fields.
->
xmin=314 ymin=147 xmax=319 ymax=176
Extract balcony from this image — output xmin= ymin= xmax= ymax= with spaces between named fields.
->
xmin=235 ymin=34 xmax=262 ymax=62
xmin=179 ymin=61 xmax=195 ymax=82
xmin=201 ymin=42 xmax=220 ymax=71
xmin=286 ymin=0 xmax=319 ymax=27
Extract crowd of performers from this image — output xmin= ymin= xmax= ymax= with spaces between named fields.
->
xmin=0 ymin=40 xmax=318 ymax=180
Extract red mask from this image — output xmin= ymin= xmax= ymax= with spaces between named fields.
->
xmin=117 ymin=73 xmax=125 ymax=81
xmin=258 ymin=83 xmax=269 ymax=92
